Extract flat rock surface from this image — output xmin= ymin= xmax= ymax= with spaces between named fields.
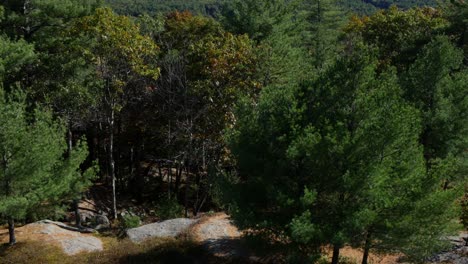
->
xmin=126 ymin=218 xmax=197 ymax=243
xmin=0 ymin=221 xmax=103 ymax=255
xmin=190 ymin=213 xmax=245 ymax=258
xmin=428 ymin=232 xmax=468 ymax=264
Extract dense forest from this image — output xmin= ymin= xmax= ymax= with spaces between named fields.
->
xmin=0 ymin=0 xmax=467 ymax=263
xmin=105 ymin=0 xmax=439 ymax=16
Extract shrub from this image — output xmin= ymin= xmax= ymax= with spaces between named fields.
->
xmin=121 ymin=214 xmax=141 ymax=229
xmin=156 ymin=197 xmax=183 ymax=220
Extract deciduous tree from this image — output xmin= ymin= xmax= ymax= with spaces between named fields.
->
xmin=71 ymin=7 xmax=159 ymax=219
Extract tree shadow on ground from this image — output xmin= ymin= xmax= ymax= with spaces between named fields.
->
xmin=118 ymin=240 xmax=255 ymax=264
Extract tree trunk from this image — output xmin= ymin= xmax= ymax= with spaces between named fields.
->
xmin=134 ymin=143 xmax=143 ymax=203
xmin=168 ymin=164 xmax=172 ymax=199
xmin=362 ymin=231 xmax=372 ymax=264
xmin=67 ymin=125 xmax=73 ymax=155
xmin=68 ymin=124 xmax=83 ymax=228
xmin=158 ymin=164 xmax=163 ymax=184
xmin=184 ymin=165 xmax=190 ymax=218
xmin=193 ymin=170 xmax=201 ymax=216
xmin=331 ymin=244 xmax=340 ymax=264
xmin=175 ymin=164 xmax=182 ymax=198
xmin=109 ymin=109 xmax=117 ymax=220
xmin=130 ymin=146 xmax=134 ymax=182
xmin=116 ymin=116 xmax=122 ymax=190
xmin=74 ymin=199 xmax=82 ymax=228
xmin=99 ymin=121 xmax=109 ymax=182
xmin=8 ymin=218 xmax=16 ymax=245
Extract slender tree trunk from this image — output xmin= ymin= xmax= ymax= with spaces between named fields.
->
xmin=130 ymin=146 xmax=134 ymax=181
xmin=168 ymin=164 xmax=172 ymax=199
xmin=331 ymin=244 xmax=340 ymax=264
xmin=134 ymin=143 xmax=143 ymax=203
xmin=184 ymin=165 xmax=190 ymax=218
xmin=116 ymin=117 xmax=122 ymax=190
xmin=23 ymin=0 xmax=32 ymax=40
xmin=175 ymin=163 xmax=182 ymax=198
xmin=362 ymin=231 xmax=372 ymax=264
xmin=99 ymin=121 xmax=109 ymax=182
xmin=195 ymin=193 xmax=207 ymax=216
xmin=158 ymin=164 xmax=163 ymax=183
xmin=67 ymin=124 xmax=83 ymax=228
xmin=67 ymin=125 xmax=73 ymax=155
xmin=193 ymin=170 xmax=201 ymax=216
xmin=8 ymin=218 xmax=16 ymax=245
xmin=109 ymin=108 xmax=117 ymax=220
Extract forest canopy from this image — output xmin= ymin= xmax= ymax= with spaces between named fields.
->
xmin=0 ymin=0 xmax=466 ymax=263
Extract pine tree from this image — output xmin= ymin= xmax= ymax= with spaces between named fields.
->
xmin=402 ymin=36 xmax=467 ymax=165
xmin=226 ymin=46 xmax=462 ymax=262
xmin=220 ymin=0 xmax=310 ymax=86
xmin=0 ymin=89 xmax=94 ymax=245
xmin=301 ymin=0 xmax=348 ymax=70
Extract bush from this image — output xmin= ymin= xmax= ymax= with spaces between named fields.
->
xmin=208 ymin=169 xmax=239 ymax=212
xmin=121 ymin=214 xmax=141 ymax=229
xmin=156 ymin=197 xmax=183 ymax=220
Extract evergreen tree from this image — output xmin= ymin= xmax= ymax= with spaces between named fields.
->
xmin=226 ymin=47 xmax=462 ymax=263
xmin=301 ymin=0 xmax=347 ymax=70
xmin=0 ymin=89 xmax=94 ymax=245
xmin=444 ymin=0 xmax=468 ymax=60
xmin=402 ymin=36 xmax=467 ymax=165
xmin=0 ymin=36 xmax=35 ymax=87
xmin=221 ymin=0 xmax=310 ymax=86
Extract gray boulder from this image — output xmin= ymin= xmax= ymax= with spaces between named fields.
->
xmin=19 ymin=221 xmax=103 ymax=255
xmin=79 ymin=210 xmax=96 ymax=223
xmin=126 ymin=218 xmax=198 ymax=243
xmin=428 ymin=233 xmax=468 ymax=264
xmin=60 ymin=236 xmax=103 ymax=255
xmin=92 ymin=214 xmax=110 ymax=230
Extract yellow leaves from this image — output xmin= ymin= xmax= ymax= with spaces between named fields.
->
xmin=70 ymin=7 xmax=160 ymax=88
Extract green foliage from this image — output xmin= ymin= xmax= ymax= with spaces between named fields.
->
xmin=104 ymin=0 xmax=439 ymax=17
xmin=0 ymin=37 xmax=35 ymax=82
xmin=0 ymin=0 xmax=466 ymax=261
xmin=357 ymin=0 xmax=437 ymax=10
xmin=401 ymin=36 xmax=467 ymax=162
xmin=156 ymin=197 xmax=183 ymax=220
xmin=220 ymin=0 xmax=293 ymax=42
xmin=345 ymin=6 xmax=449 ymax=70
xmin=301 ymin=0 xmax=348 ymax=70
xmin=207 ymin=169 xmax=239 ymax=211
xmin=105 ymin=0 xmax=222 ymax=17
xmin=444 ymin=0 xmax=468 ymax=59
xmin=121 ymin=214 xmax=141 ymax=229
xmin=226 ymin=45 xmax=462 ymax=261
xmin=0 ymin=0 xmax=101 ymax=41
xmin=26 ymin=204 xmax=68 ymax=222
xmin=0 ymin=89 xmax=93 ymax=223
xmin=72 ymin=7 xmax=160 ymax=84
xmin=221 ymin=0 xmax=310 ymax=85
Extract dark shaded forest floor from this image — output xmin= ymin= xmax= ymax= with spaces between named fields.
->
xmin=0 ymin=236 xmax=251 ymax=264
